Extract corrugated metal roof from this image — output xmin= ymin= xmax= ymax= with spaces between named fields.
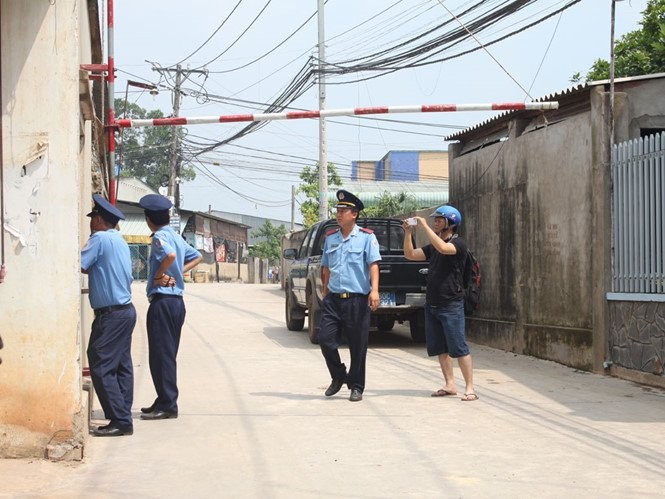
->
xmin=117 ymin=213 xmax=192 ymax=236
xmin=444 ymin=73 xmax=665 ymax=142
xmin=329 ymin=180 xmax=448 ymax=208
xmin=116 ymin=178 xmax=157 ymax=203
xmin=117 ymin=214 xmax=152 ymax=237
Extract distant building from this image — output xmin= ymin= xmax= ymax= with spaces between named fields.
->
xmin=208 ymin=211 xmax=303 ymax=246
xmin=115 ymin=179 xmax=250 ymax=281
xmin=351 ymin=150 xmax=448 ymax=181
xmin=334 ymin=150 xmax=449 ymax=210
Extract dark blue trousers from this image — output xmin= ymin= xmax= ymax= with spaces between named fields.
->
xmin=87 ymin=305 xmax=136 ymax=429
xmin=319 ymin=294 xmax=370 ymax=392
xmin=146 ymin=295 xmax=185 ymax=413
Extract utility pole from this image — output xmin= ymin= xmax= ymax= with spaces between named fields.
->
xmin=317 ymin=0 xmax=328 ymax=221
xmin=169 ymin=65 xmax=182 ymax=208
xmin=291 ymin=184 xmax=295 ymax=231
xmin=151 ymin=64 xmax=207 ymax=209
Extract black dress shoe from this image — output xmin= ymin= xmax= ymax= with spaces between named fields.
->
xmin=93 ymin=425 xmax=133 ymax=437
xmin=349 ymin=388 xmax=363 ymax=402
xmin=325 ymin=378 xmax=346 ymax=397
xmin=140 ymin=409 xmax=178 ymax=420
xmin=140 ymin=402 xmax=156 ymax=414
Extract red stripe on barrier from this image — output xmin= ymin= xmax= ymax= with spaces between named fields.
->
xmin=492 ymin=102 xmax=526 ymax=111
xmin=287 ymin=110 xmax=320 ymax=119
xmin=422 ymin=104 xmax=457 ymax=112
xmin=219 ymin=115 xmax=255 ymax=123
xmin=355 ymin=106 xmax=389 ymax=115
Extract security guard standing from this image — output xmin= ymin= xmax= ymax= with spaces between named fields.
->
xmin=81 ymin=194 xmax=136 ymax=436
xmin=138 ymin=194 xmax=202 ymax=420
xmin=320 ymin=190 xmax=381 ymax=402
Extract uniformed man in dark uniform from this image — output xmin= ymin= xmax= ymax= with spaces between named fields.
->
xmin=138 ymin=194 xmax=202 ymax=420
xmin=81 ymin=194 xmax=137 ymax=436
xmin=319 ymin=190 xmax=381 ymax=402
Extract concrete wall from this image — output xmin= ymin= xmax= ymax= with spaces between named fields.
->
xmin=194 ymin=262 xmax=249 ymax=283
xmin=1 ymin=0 xmax=90 ymax=458
xmin=449 ymin=78 xmax=665 ymax=379
xmin=449 ymin=107 xmax=597 ymax=371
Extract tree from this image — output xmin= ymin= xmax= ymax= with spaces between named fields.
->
xmin=583 ymin=0 xmax=665 ymax=81
xmin=248 ymin=220 xmax=287 ymax=265
xmin=362 ymin=191 xmax=420 ymax=218
xmin=298 ymin=162 xmax=342 ymax=227
xmin=114 ymin=98 xmax=196 ymax=190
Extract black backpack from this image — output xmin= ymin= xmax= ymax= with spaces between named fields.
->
xmin=462 ymin=249 xmax=481 ymax=315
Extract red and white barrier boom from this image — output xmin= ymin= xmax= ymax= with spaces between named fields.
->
xmin=115 ymin=101 xmax=558 ymax=128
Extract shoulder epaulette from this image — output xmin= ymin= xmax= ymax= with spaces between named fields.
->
xmin=359 ymin=227 xmax=374 ymax=234
xmin=325 ymin=228 xmax=339 ymax=236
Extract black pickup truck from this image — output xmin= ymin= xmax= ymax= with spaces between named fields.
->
xmin=282 ymin=218 xmax=428 ymax=344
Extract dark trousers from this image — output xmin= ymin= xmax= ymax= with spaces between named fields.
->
xmin=87 ymin=305 xmax=137 ymax=428
xmin=319 ymin=294 xmax=370 ymax=392
xmin=146 ymin=295 xmax=185 ymax=413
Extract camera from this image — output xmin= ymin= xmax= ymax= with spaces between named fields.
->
xmin=406 ymin=217 xmax=417 ymax=226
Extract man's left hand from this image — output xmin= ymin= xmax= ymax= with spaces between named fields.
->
xmin=368 ymin=291 xmax=380 ymax=311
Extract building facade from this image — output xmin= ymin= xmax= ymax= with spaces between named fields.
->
xmin=1 ymin=0 xmax=104 ymax=458
xmin=446 ymin=74 xmax=665 ymax=387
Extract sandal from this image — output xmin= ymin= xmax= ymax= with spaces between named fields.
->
xmin=461 ymin=393 xmax=479 ymax=401
xmin=431 ymin=389 xmax=457 ymax=397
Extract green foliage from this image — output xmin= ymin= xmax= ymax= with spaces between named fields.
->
xmin=581 ymin=0 xmax=665 ymax=81
xmin=248 ymin=220 xmax=288 ymax=264
xmin=362 ymin=191 xmax=420 ymax=218
xmin=298 ymin=162 xmax=342 ymax=227
xmin=114 ymin=98 xmax=196 ymax=190
xmin=569 ymin=72 xmax=583 ymax=84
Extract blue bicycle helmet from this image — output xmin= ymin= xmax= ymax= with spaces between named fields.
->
xmin=429 ymin=205 xmax=462 ymax=226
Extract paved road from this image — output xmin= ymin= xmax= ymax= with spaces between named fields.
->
xmin=2 ymin=283 xmax=665 ymax=498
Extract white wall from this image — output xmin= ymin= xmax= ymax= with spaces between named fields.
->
xmin=1 ymin=0 xmax=89 ymax=458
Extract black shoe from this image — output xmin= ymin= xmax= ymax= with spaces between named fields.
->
xmin=349 ymin=388 xmax=363 ymax=402
xmin=140 ymin=409 xmax=178 ymax=420
xmin=140 ymin=402 xmax=156 ymax=414
xmin=325 ymin=378 xmax=346 ymax=397
xmin=93 ymin=425 xmax=133 ymax=437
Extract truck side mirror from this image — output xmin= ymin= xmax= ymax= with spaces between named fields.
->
xmin=283 ymin=248 xmax=298 ymax=260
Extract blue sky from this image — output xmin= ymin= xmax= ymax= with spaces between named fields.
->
xmin=114 ymin=0 xmax=649 ymax=223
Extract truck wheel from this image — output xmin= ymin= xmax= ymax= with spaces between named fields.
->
xmin=409 ymin=310 xmax=426 ymax=342
xmin=285 ymin=290 xmax=305 ymax=331
xmin=376 ymin=316 xmax=395 ymax=332
xmin=307 ymin=290 xmax=321 ymax=344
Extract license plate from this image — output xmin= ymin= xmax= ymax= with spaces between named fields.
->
xmin=379 ymin=291 xmax=396 ymax=307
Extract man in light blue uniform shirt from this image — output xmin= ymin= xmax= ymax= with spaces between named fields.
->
xmin=81 ymin=194 xmax=136 ymax=436
xmin=138 ymin=194 xmax=202 ymax=421
xmin=320 ymin=190 xmax=381 ymax=402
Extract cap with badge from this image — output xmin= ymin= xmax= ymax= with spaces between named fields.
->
xmin=138 ymin=194 xmax=173 ymax=212
xmin=87 ymin=193 xmax=125 ymax=225
xmin=335 ymin=189 xmax=364 ymax=212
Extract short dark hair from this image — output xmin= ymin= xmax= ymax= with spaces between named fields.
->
xmin=145 ymin=209 xmax=170 ymax=226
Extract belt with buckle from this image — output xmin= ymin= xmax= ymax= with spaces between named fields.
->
xmin=148 ymin=293 xmax=183 ymax=303
xmin=94 ymin=303 xmax=132 ymax=317
xmin=333 ymin=292 xmax=365 ymax=299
